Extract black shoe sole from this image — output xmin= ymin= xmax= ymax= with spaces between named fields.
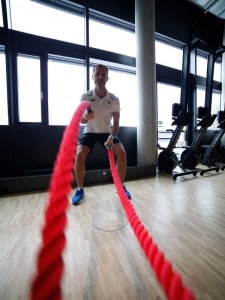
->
xmin=72 ymin=196 xmax=84 ymax=206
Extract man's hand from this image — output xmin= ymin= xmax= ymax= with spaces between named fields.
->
xmin=81 ymin=108 xmax=95 ymax=123
xmin=104 ymin=135 xmax=114 ymax=149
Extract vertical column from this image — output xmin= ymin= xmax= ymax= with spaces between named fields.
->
xmin=135 ymin=0 xmax=157 ymax=166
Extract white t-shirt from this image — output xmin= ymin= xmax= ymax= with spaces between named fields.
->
xmin=81 ymin=89 xmax=120 ymax=134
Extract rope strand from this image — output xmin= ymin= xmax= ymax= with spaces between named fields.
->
xmin=30 ymin=101 xmax=90 ymax=300
xmin=107 ymin=149 xmax=195 ymax=300
xmin=30 ymin=101 xmax=195 ymax=300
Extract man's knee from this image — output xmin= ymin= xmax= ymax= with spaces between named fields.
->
xmin=114 ymin=144 xmax=127 ymax=160
xmin=76 ymin=145 xmax=90 ymax=161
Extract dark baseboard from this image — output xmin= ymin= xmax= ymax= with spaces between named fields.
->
xmin=0 ymin=165 xmax=156 ymax=196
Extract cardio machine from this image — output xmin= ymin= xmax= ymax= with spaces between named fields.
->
xmin=191 ymin=46 xmax=225 ymax=175
xmin=169 ymin=107 xmax=216 ymax=180
xmin=180 ymin=107 xmax=217 ymax=170
xmin=200 ymin=110 xmax=225 ymax=175
xmin=158 ymin=38 xmax=199 ymax=179
xmin=157 ymin=103 xmax=192 ymax=174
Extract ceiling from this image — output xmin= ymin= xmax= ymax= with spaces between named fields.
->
xmin=187 ymin=0 xmax=225 ymax=19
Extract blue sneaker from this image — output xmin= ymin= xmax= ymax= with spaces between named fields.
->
xmin=123 ymin=185 xmax=131 ymax=199
xmin=72 ymin=188 xmax=84 ymax=205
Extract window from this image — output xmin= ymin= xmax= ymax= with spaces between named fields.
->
xmin=17 ymin=54 xmax=41 ymax=122
xmin=196 ymin=55 xmax=207 ymax=78
xmin=155 ymin=41 xmax=183 ymax=70
xmin=214 ymin=61 xmax=221 ymax=82
xmin=197 ymin=55 xmax=221 ymax=82
xmin=0 ymin=50 xmax=8 ymax=125
xmin=157 ymin=83 xmax=184 ymax=148
xmin=9 ymin=0 xmax=85 ymax=45
xmin=106 ymin=69 xmax=137 ymax=126
xmin=157 ymin=83 xmax=181 ymax=130
xmin=48 ymin=56 xmax=85 ymax=125
xmin=89 ymin=60 xmax=137 ymax=126
xmin=211 ymin=91 xmax=222 ymax=129
xmin=196 ymin=87 xmax=205 ymax=110
xmin=196 ymin=53 xmax=222 ymax=129
xmin=0 ymin=1 xmax=3 ymax=27
xmin=89 ymin=17 xmax=135 ymax=57
xmin=196 ymin=87 xmax=221 ymax=129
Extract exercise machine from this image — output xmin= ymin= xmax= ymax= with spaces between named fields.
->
xmin=180 ymin=108 xmax=217 ymax=169
xmin=174 ymin=46 xmax=225 ymax=179
xmin=158 ymin=103 xmax=192 ymax=174
xmin=200 ymin=110 xmax=225 ymax=175
xmin=158 ymin=38 xmax=199 ymax=179
xmin=171 ymin=109 xmax=216 ymax=180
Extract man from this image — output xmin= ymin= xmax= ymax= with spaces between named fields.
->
xmin=72 ymin=64 xmax=131 ymax=205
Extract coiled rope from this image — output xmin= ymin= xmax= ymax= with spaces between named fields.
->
xmin=31 ymin=101 xmax=195 ymax=300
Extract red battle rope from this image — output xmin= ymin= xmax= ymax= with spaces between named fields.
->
xmin=31 ymin=100 xmax=195 ymax=300
xmin=30 ymin=101 xmax=90 ymax=300
xmin=107 ymin=149 xmax=196 ymax=300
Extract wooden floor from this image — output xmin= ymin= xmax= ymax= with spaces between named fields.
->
xmin=0 ymin=168 xmax=225 ymax=300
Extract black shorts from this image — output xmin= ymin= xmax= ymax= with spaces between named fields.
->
xmin=78 ymin=133 xmax=120 ymax=152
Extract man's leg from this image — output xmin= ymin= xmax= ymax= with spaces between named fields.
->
xmin=74 ymin=144 xmax=90 ymax=188
xmin=72 ymin=144 xmax=90 ymax=205
xmin=112 ymin=143 xmax=127 ymax=182
xmin=112 ymin=143 xmax=131 ymax=199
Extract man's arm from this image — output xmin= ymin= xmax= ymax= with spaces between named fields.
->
xmin=80 ymin=108 xmax=95 ymax=123
xmin=79 ymin=94 xmax=95 ymax=123
xmin=110 ymin=111 xmax=120 ymax=136
xmin=106 ymin=111 xmax=120 ymax=145
xmin=80 ymin=97 xmax=95 ymax=124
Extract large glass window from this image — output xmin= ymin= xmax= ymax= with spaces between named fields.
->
xmin=157 ymin=83 xmax=184 ymax=148
xmin=89 ymin=18 xmax=135 ymax=57
xmin=106 ymin=69 xmax=137 ymax=126
xmin=17 ymin=54 xmax=41 ymax=122
xmin=0 ymin=1 xmax=3 ymax=27
xmin=157 ymin=83 xmax=181 ymax=130
xmin=197 ymin=55 xmax=221 ymax=82
xmin=211 ymin=91 xmax=222 ymax=129
xmin=196 ymin=55 xmax=207 ymax=78
xmin=89 ymin=60 xmax=137 ymax=127
xmin=196 ymin=87 xmax=205 ymax=110
xmin=196 ymin=87 xmax=221 ymax=129
xmin=214 ymin=61 xmax=221 ymax=82
xmin=48 ymin=56 xmax=85 ymax=125
xmin=196 ymin=54 xmax=222 ymax=129
xmin=155 ymin=41 xmax=183 ymax=70
xmin=9 ymin=0 xmax=85 ymax=45
xmin=0 ymin=50 xmax=8 ymax=125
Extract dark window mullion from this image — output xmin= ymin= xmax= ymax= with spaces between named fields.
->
xmin=41 ymin=54 xmax=48 ymax=125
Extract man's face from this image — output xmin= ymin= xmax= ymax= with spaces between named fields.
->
xmin=92 ymin=66 xmax=108 ymax=88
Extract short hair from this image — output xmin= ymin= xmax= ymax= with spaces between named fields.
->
xmin=93 ymin=64 xmax=108 ymax=74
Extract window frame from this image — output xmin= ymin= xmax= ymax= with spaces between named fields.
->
xmin=0 ymin=0 xmax=223 ymax=130
xmin=0 ymin=46 xmax=9 ymax=125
